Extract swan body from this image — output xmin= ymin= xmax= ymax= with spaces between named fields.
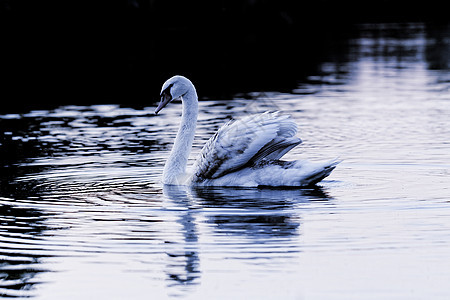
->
xmin=155 ymin=75 xmax=339 ymax=187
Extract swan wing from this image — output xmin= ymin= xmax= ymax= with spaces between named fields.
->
xmin=191 ymin=111 xmax=301 ymax=182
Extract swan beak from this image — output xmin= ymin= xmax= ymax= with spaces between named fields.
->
xmin=155 ymin=93 xmax=172 ymax=115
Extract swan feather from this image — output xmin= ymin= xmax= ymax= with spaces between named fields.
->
xmin=191 ymin=111 xmax=301 ymax=182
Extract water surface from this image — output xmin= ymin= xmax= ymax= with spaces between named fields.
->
xmin=1 ymin=23 xmax=450 ymax=299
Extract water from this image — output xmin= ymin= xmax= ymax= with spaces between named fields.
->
xmin=1 ymin=23 xmax=450 ymax=299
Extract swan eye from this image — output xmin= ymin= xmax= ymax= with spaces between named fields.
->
xmin=160 ymin=83 xmax=174 ymax=99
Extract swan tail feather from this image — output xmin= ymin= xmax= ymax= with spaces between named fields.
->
xmin=299 ymin=159 xmax=341 ymax=186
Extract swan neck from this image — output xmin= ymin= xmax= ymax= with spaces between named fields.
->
xmin=162 ymin=88 xmax=198 ymax=185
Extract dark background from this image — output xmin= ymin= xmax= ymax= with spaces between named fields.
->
xmin=1 ymin=0 xmax=448 ymax=112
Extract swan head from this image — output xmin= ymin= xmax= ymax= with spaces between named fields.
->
xmin=155 ymin=75 xmax=195 ymax=114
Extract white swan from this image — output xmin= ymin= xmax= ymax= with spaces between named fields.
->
xmin=155 ymin=75 xmax=339 ymax=187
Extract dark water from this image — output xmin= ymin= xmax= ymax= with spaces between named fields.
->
xmin=1 ymin=23 xmax=450 ymax=299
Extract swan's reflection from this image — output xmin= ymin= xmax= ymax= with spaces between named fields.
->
xmin=161 ymin=184 xmax=331 ymax=296
xmin=192 ymin=186 xmax=330 ymax=239
xmin=193 ymin=186 xmax=330 ymax=209
xmin=162 ymin=185 xmax=201 ymax=295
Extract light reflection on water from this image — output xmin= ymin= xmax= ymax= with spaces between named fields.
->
xmin=1 ymin=23 xmax=450 ymax=299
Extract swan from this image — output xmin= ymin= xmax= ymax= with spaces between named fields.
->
xmin=155 ymin=75 xmax=339 ymax=187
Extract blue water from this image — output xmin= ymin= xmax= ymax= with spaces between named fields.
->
xmin=1 ymin=23 xmax=450 ymax=299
